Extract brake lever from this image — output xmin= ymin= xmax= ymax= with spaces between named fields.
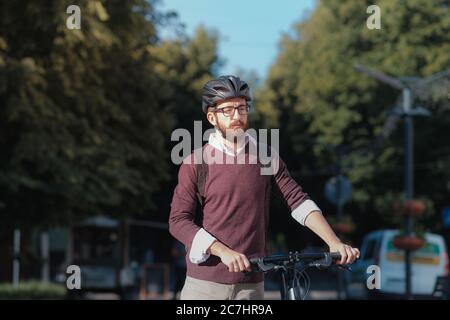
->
xmin=256 ymin=260 xmax=277 ymax=272
xmin=335 ymin=264 xmax=352 ymax=272
xmin=246 ymin=258 xmax=277 ymax=273
xmin=309 ymin=254 xmax=333 ymax=270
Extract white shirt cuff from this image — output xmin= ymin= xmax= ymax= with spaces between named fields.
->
xmin=291 ymin=199 xmax=322 ymax=226
xmin=189 ymin=228 xmax=217 ymax=264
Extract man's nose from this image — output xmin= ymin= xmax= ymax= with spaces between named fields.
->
xmin=232 ymin=108 xmax=241 ymax=120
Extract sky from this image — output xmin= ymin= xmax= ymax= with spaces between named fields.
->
xmin=158 ymin=0 xmax=316 ymax=80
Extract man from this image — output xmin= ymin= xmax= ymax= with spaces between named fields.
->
xmin=169 ymin=75 xmax=359 ymax=300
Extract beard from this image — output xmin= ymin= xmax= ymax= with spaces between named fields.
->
xmin=216 ymin=118 xmax=249 ymax=144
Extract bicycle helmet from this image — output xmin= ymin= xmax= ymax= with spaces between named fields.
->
xmin=201 ymin=75 xmax=252 ymax=113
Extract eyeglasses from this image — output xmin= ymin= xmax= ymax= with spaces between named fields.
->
xmin=213 ymin=105 xmax=249 ymax=117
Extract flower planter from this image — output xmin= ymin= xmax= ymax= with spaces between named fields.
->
xmin=392 ymin=235 xmax=425 ymax=251
xmin=393 ymin=200 xmax=426 ymax=217
xmin=333 ymin=223 xmax=353 ymax=234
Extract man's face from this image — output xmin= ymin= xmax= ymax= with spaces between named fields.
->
xmin=206 ymin=97 xmax=249 ymax=141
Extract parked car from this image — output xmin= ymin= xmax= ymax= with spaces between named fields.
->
xmin=346 ymin=229 xmax=448 ymax=299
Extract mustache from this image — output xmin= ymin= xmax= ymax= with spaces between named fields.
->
xmin=230 ymin=121 xmax=244 ymax=127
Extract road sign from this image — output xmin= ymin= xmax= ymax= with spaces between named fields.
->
xmin=443 ymin=207 xmax=450 ymax=228
xmin=324 ymin=175 xmax=352 ymax=206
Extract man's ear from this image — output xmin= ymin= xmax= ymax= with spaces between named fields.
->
xmin=206 ymin=111 xmax=216 ymax=126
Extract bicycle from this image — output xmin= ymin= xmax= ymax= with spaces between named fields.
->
xmin=247 ymin=251 xmax=351 ymax=300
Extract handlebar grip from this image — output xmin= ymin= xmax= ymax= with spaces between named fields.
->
xmin=330 ymin=252 xmax=341 ymax=260
xmin=246 ymin=258 xmax=263 ymax=273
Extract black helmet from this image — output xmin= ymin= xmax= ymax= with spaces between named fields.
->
xmin=201 ymin=75 xmax=252 ymax=113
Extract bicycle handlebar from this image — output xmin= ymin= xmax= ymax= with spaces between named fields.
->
xmin=246 ymin=252 xmax=348 ymax=300
xmin=249 ymin=252 xmax=341 ymax=265
xmin=248 ymin=251 xmax=343 ymax=273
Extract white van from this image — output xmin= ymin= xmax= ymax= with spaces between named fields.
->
xmin=346 ymin=229 xmax=449 ymax=299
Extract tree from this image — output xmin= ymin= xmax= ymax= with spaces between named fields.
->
xmin=262 ymin=0 xmax=450 ymax=238
xmin=0 ymin=0 xmax=173 ymax=227
xmin=149 ymin=26 xmax=223 ymax=221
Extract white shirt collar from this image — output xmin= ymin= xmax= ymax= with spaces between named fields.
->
xmin=208 ymin=128 xmax=257 ymax=157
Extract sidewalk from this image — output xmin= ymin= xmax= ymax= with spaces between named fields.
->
xmin=263 ymin=289 xmax=338 ymax=300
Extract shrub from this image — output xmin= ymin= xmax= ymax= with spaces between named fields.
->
xmin=0 ymin=281 xmax=67 ymax=300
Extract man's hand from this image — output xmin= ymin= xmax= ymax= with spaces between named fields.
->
xmin=329 ymin=241 xmax=360 ymax=265
xmin=208 ymin=241 xmax=251 ymax=272
xmin=303 ymin=211 xmax=360 ymax=265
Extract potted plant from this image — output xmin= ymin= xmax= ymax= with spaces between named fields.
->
xmin=392 ymin=199 xmax=427 ymax=217
xmin=392 ymin=232 xmax=425 ymax=251
xmin=330 ymin=216 xmax=355 ymax=234
xmin=391 ymin=198 xmax=427 ymax=251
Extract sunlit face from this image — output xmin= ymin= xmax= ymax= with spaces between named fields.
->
xmin=206 ymin=97 xmax=249 ymax=142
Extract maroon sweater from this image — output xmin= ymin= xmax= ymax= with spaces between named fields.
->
xmin=169 ymin=143 xmax=310 ymax=284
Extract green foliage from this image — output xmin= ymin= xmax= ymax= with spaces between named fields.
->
xmin=262 ymin=0 xmax=450 ymax=233
xmin=0 ymin=281 xmax=67 ymax=300
xmin=0 ymin=1 xmax=220 ymax=227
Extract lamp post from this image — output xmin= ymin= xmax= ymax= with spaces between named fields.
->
xmin=403 ymin=87 xmax=414 ymax=300
xmin=353 ymin=64 xmax=439 ymax=299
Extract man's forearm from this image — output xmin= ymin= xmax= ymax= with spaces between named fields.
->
xmin=208 ymin=240 xmax=227 ymax=257
xmin=208 ymin=240 xmax=252 ymax=272
xmin=304 ymin=210 xmax=341 ymax=247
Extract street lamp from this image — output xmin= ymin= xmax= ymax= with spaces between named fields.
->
xmin=353 ymin=64 xmax=449 ymax=299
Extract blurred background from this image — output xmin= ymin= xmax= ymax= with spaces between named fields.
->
xmin=1 ymin=0 xmax=450 ymax=300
